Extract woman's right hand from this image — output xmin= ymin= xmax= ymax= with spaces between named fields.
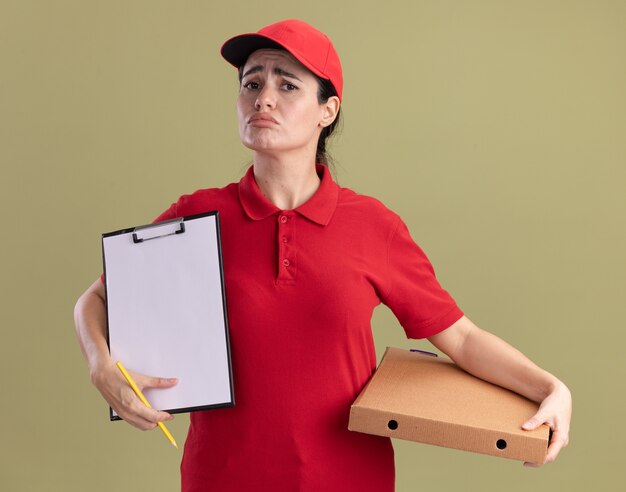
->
xmin=90 ymin=360 xmax=178 ymax=430
xmin=75 ymin=278 xmax=178 ymax=430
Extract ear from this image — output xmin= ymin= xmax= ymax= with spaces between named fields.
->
xmin=319 ymin=96 xmax=340 ymax=128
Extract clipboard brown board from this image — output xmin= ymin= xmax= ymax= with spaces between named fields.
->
xmin=102 ymin=211 xmax=234 ymax=420
xmin=348 ymin=347 xmax=549 ymax=463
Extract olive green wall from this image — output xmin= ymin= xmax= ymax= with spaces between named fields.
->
xmin=1 ymin=1 xmax=624 ymax=491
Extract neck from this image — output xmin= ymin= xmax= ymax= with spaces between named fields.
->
xmin=252 ymin=151 xmax=321 ymax=210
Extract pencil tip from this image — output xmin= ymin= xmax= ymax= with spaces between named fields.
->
xmin=173 ymin=441 xmax=179 ymax=449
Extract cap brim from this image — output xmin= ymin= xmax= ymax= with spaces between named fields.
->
xmin=220 ymin=34 xmax=285 ymax=69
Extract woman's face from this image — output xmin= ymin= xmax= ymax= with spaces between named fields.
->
xmin=237 ymin=49 xmax=334 ymax=159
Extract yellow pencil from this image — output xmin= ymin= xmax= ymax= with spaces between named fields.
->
xmin=116 ymin=361 xmax=178 ymax=449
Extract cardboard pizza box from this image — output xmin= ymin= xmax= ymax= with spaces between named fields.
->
xmin=348 ymin=347 xmax=549 ymax=463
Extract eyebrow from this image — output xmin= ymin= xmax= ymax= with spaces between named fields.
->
xmin=241 ymin=65 xmax=303 ymax=81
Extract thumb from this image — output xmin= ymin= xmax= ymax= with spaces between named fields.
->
xmin=135 ymin=373 xmax=179 ymax=390
xmin=522 ymin=411 xmax=547 ymax=431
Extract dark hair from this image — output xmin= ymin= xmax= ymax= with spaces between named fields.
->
xmin=237 ymin=65 xmax=342 ymax=167
xmin=314 ymin=76 xmax=342 ymax=167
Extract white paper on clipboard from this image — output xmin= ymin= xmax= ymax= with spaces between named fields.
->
xmin=102 ymin=211 xmax=234 ymax=420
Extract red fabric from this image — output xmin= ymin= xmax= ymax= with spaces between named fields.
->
xmin=220 ymin=19 xmax=344 ymax=100
xmin=109 ymin=165 xmax=463 ymax=491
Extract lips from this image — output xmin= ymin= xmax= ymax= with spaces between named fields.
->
xmin=248 ymin=114 xmax=278 ymax=126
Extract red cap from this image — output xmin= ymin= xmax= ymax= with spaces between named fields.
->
xmin=220 ymin=19 xmax=343 ymax=101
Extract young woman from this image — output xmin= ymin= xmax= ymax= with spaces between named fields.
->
xmin=74 ymin=19 xmax=571 ymax=492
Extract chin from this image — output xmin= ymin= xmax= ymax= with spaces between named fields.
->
xmin=241 ymin=135 xmax=282 ymax=153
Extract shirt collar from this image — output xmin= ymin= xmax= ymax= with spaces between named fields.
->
xmin=238 ymin=164 xmax=339 ymax=226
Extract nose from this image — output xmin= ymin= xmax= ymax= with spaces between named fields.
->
xmin=255 ymin=84 xmax=277 ymax=110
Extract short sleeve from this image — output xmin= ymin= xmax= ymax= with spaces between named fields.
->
xmin=380 ymin=217 xmax=463 ymax=339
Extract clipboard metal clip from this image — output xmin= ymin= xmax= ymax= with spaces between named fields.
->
xmin=132 ymin=218 xmax=186 ymax=244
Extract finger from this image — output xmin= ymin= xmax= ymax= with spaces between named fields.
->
xmin=115 ymin=393 xmax=156 ymax=429
xmin=544 ymin=428 xmax=569 ymax=464
xmin=123 ymin=401 xmax=173 ymax=430
xmin=133 ymin=372 xmax=179 ymax=390
xmin=129 ymin=395 xmax=175 ymax=423
xmin=117 ymin=406 xmax=159 ymax=430
xmin=522 ymin=411 xmax=549 ymax=431
xmin=155 ymin=410 xmax=175 ymax=422
xmin=522 ymin=426 xmax=569 ymax=467
xmin=115 ymin=385 xmax=173 ymax=427
xmin=125 ymin=415 xmax=159 ymax=431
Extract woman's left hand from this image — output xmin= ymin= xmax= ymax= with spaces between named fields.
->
xmin=428 ymin=316 xmax=572 ymax=468
xmin=521 ymin=380 xmax=572 ymax=467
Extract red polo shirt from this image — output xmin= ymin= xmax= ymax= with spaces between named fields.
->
xmin=141 ymin=165 xmax=463 ymax=491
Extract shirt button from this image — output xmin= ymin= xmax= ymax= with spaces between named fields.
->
xmin=282 ymin=259 xmax=290 ymax=267
xmin=280 ymin=215 xmax=288 ymax=223
xmin=282 ymin=236 xmax=288 ymax=243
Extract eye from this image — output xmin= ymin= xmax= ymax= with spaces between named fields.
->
xmin=242 ymin=80 xmax=260 ymax=90
xmin=282 ymin=82 xmax=298 ymax=91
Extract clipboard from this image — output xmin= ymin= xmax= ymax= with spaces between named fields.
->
xmin=102 ymin=211 xmax=234 ymax=420
xmin=349 ymin=347 xmax=549 ymax=463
